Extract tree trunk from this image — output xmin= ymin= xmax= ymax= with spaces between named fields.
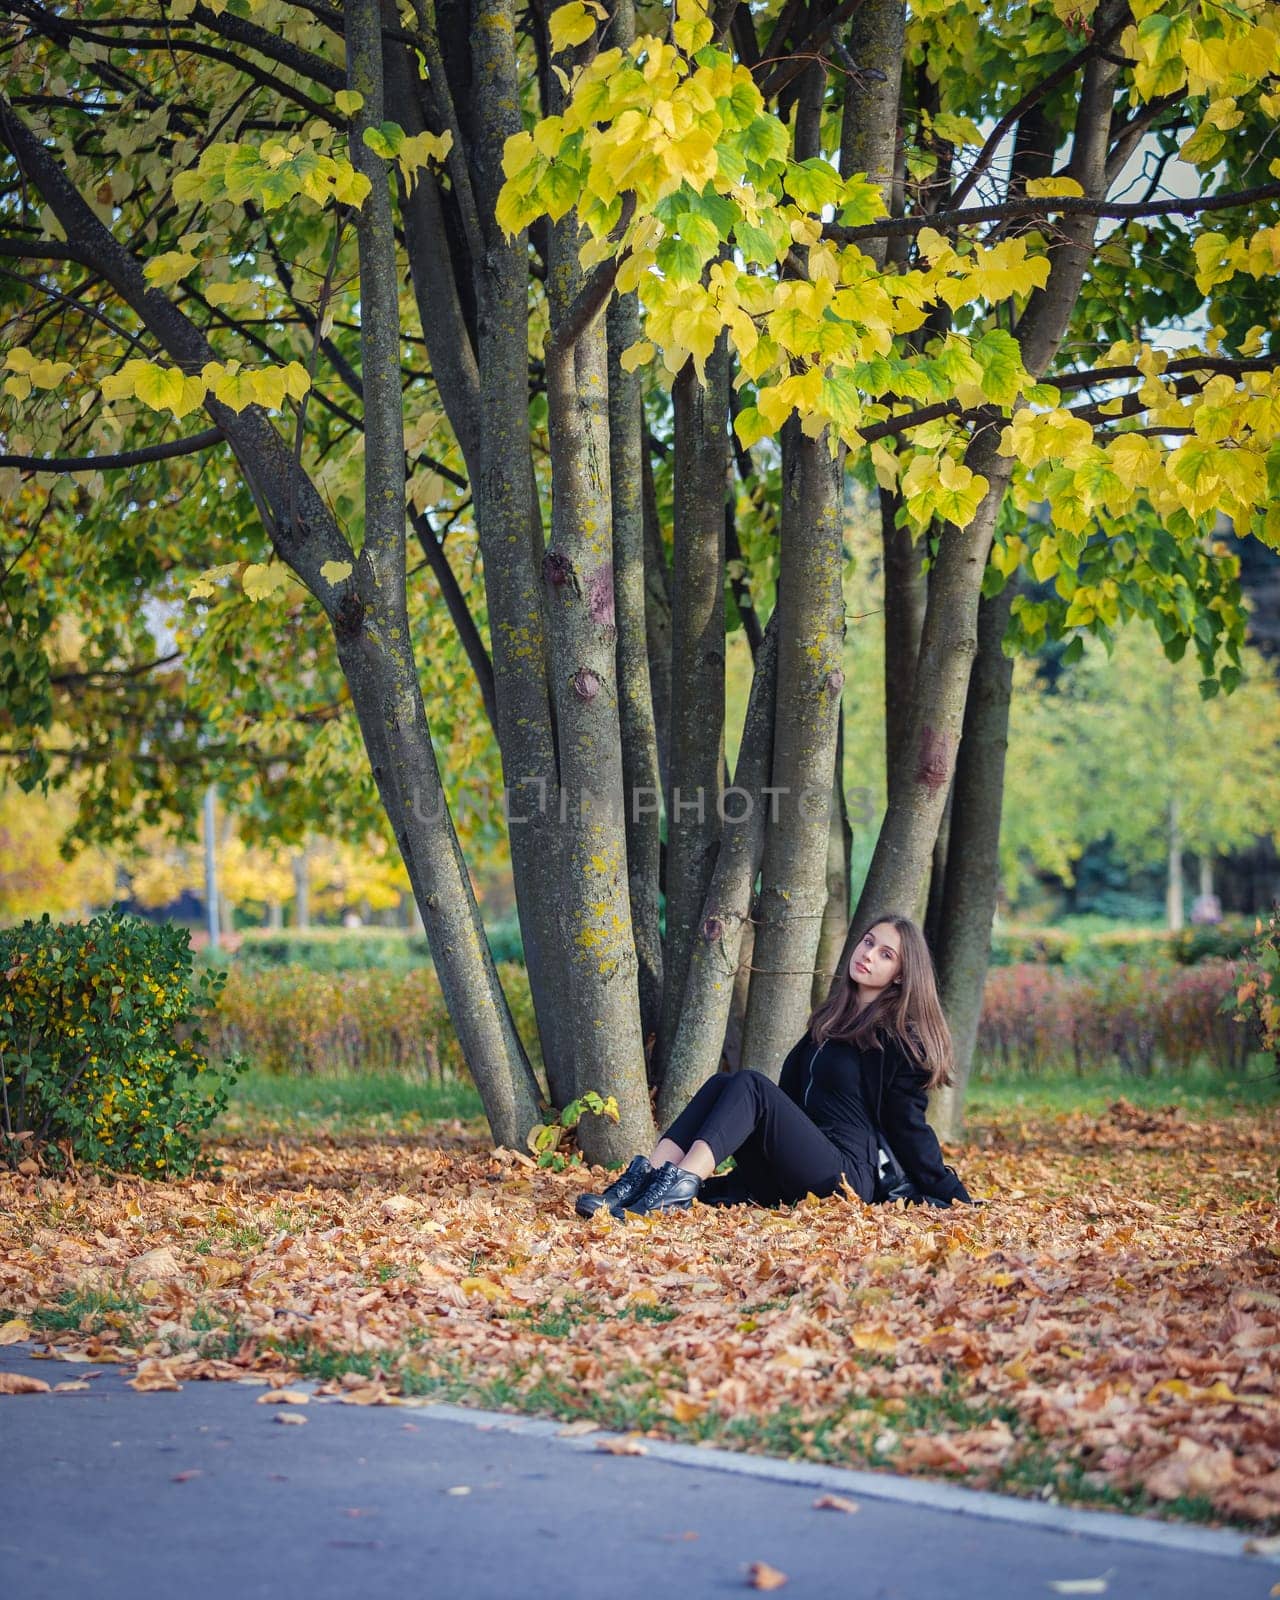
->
xmin=656 ymin=347 xmax=730 ymax=1086
xmin=543 ymin=204 xmax=655 ymax=1159
xmin=267 ymin=899 xmax=284 ymax=931
xmin=841 ymin=12 xmax=1123 ymax=977
xmin=342 ymin=0 xmax=543 ymax=1147
xmin=292 ymin=848 xmax=311 ymax=930
xmin=929 ymin=580 xmax=1017 ymax=1142
xmin=608 ymin=290 xmax=664 ymax=1067
xmin=740 ymin=421 xmax=845 ymax=1079
xmin=642 ymin=439 xmax=674 ymax=795
xmin=602 ymin=0 xmax=662 ymax=1072
xmin=1167 ymin=794 xmax=1184 ymax=932
xmin=410 ymin=0 xmax=574 ymax=1108
xmin=811 ymin=709 xmax=853 ymax=1011
xmin=882 ymin=499 xmax=929 ymax=805
xmin=658 ymin=611 xmax=779 ymax=1124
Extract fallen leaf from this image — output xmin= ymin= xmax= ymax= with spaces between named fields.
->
xmin=54 ymin=1380 xmax=91 ymax=1393
xmin=125 ymin=1246 xmax=185 ymax=1284
xmin=0 ymin=1317 xmax=32 ymax=1345
xmin=274 ymin=1412 xmax=307 ymax=1426
xmin=0 ymin=1372 xmax=50 ymax=1394
xmin=812 ymin=1494 xmax=859 ymax=1513
xmin=444 ymin=1485 xmax=471 ymax=1496
xmin=128 ymin=1360 xmax=182 ymax=1393
xmin=257 ymin=1389 xmax=310 ymax=1406
xmin=172 ymin=1470 xmax=203 ymax=1483
xmin=557 ymin=1419 xmax=600 ymax=1436
xmin=669 ymin=1394 xmax=707 ymax=1423
xmin=1047 ymin=1578 xmax=1111 ymax=1595
xmin=746 ymin=1561 xmax=788 ymax=1590
xmin=1245 ymin=1534 xmax=1280 ymax=1557
xmin=596 ymin=1436 xmax=648 ymax=1456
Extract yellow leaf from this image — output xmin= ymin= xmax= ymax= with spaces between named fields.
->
xmin=334 ymin=90 xmax=364 ymax=116
xmin=1024 ymin=176 xmax=1085 ymax=198
xmin=851 ymin=1325 xmax=897 ymax=1355
xmin=0 ymin=1317 xmax=32 ymax=1345
xmin=620 ymin=339 xmax=655 ymax=373
xmin=241 ymin=563 xmax=291 ymax=602
xmin=143 ymin=250 xmax=199 ymax=287
xmin=459 ymin=1276 xmax=507 ymax=1302
xmin=668 ymin=1393 xmax=707 ymax=1423
xmin=320 ymin=559 xmax=354 ymax=586
xmin=673 ymin=0 xmax=714 ymax=54
xmin=549 ymin=1 xmax=597 ymax=54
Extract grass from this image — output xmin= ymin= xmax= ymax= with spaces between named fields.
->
xmin=968 ymin=1060 xmax=1278 ymax=1117
xmin=216 ymin=1061 xmax=1278 ymax=1139
xmin=217 ymin=1069 xmax=485 ymax=1131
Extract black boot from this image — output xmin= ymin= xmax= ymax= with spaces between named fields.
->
xmin=623 ymin=1161 xmax=703 ymax=1217
xmin=574 ymin=1154 xmax=654 ymax=1219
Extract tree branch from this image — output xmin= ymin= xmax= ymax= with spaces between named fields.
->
xmin=0 ymin=430 xmax=225 ymax=473
xmin=827 ymin=181 xmax=1280 ymax=244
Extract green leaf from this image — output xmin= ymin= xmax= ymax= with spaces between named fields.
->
xmin=972 ymin=329 xmax=1025 ymax=406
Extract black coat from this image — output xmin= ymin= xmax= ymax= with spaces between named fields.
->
xmin=777 ymin=1028 xmax=972 ymax=1205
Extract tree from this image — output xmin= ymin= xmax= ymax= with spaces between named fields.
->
xmin=2 ymin=0 xmax=1278 ymax=1151
xmin=1000 ymin=627 xmax=1280 ymax=918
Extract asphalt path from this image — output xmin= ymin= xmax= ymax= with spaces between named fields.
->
xmin=0 ymin=1347 xmax=1274 ymax=1599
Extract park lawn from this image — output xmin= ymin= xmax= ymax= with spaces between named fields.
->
xmin=2 ymin=1072 xmax=1278 ymax=1533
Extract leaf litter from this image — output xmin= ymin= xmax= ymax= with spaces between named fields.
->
xmin=0 ymin=1101 xmax=1277 ymax=1529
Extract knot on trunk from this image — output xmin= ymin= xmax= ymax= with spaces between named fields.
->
xmin=586 ymin=561 xmax=615 ymax=627
xmin=571 ymin=667 xmax=602 ymax=701
xmin=916 ymin=725 xmax=953 ymax=793
xmin=701 ymin=913 xmax=726 ymax=943
xmin=333 ymin=591 xmax=365 ymax=639
xmin=824 ymin=667 xmax=845 ymax=697
xmin=542 ymin=548 xmax=580 ymax=595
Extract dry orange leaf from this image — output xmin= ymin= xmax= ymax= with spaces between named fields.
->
xmin=257 ymin=1389 xmax=310 ymax=1406
xmin=596 ymin=1436 xmax=648 ymax=1456
xmin=0 ymin=1317 xmax=32 ymax=1345
xmin=669 ymin=1394 xmax=707 ymax=1423
xmin=274 ymin=1412 xmax=308 ymax=1426
xmin=746 ymin=1560 xmax=788 ymax=1590
xmin=812 ymin=1494 xmax=859 ymax=1513
xmin=0 ymin=1371 xmax=50 ymax=1395
xmin=128 ymin=1360 xmax=183 ymax=1393
xmin=54 ymin=1380 xmax=91 ymax=1393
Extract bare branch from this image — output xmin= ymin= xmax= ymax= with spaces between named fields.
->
xmin=827 ymin=181 xmax=1280 ymax=244
xmin=0 ymin=429 xmax=225 ymax=473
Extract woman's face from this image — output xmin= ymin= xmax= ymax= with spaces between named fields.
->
xmin=848 ymin=922 xmax=903 ymax=998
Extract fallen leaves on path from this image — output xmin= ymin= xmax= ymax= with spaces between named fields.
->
xmin=1 ymin=1100 xmax=1278 ymax=1529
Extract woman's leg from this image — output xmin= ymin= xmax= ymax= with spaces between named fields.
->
xmin=652 ymin=1074 xmax=733 ymax=1167
xmin=686 ymin=1070 xmax=876 ymax=1204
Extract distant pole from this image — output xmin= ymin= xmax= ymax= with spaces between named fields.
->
xmin=203 ymin=784 xmax=221 ymax=949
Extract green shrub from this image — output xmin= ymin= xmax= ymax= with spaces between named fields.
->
xmin=0 ymin=912 xmax=238 ymax=1177
xmin=988 ymin=918 xmax=1258 ymax=974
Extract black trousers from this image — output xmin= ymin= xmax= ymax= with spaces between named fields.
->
xmin=661 ymin=1070 xmax=877 ymax=1207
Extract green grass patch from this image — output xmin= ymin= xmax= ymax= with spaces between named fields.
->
xmin=216 ymin=1069 xmax=485 ymax=1131
xmin=30 ymin=1286 xmax=142 ymax=1336
xmin=968 ymin=1061 xmax=1277 ymax=1119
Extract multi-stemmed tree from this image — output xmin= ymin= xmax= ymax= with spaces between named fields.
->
xmin=2 ymin=0 xmax=1277 ymax=1151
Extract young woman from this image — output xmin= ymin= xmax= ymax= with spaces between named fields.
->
xmin=574 ymin=913 xmax=975 ymax=1219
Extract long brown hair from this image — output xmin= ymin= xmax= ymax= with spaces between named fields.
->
xmin=806 ymin=912 xmax=954 ymax=1091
